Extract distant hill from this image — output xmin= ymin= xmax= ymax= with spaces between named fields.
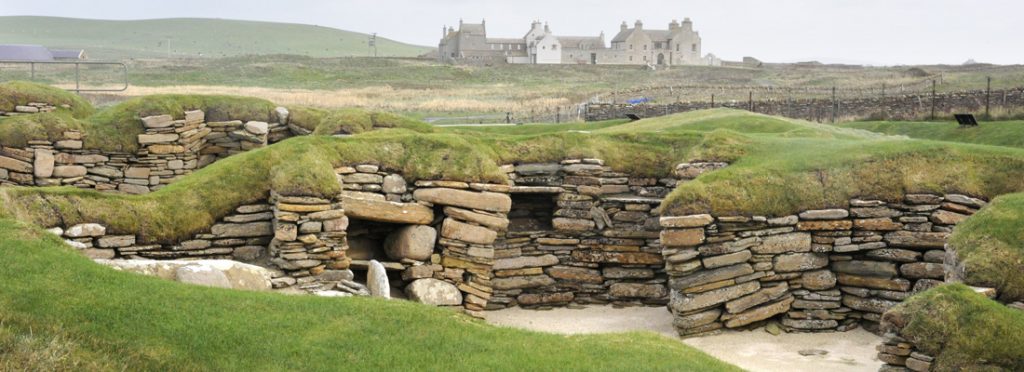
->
xmin=0 ymin=16 xmax=433 ymax=60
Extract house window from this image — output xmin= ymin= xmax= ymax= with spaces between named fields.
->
xmin=629 ymin=56 xmax=633 ymax=61
xmin=643 ymin=45 xmax=648 ymax=50
xmin=692 ymin=44 xmax=697 ymax=52
xmin=552 ymin=44 xmax=557 ymax=50
xmin=629 ymin=44 xmax=633 ymax=50
xmin=676 ymin=44 xmax=680 ymax=52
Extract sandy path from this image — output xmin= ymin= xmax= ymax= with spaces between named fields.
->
xmin=484 ymin=305 xmax=882 ymax=372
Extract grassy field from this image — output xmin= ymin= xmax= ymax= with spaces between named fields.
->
xmin=838 ymin=120 xmax=1024 ymax=148
xmin=0 ymin=16 xmax=431 ymax=59
xmin=0 ymin=218 xmax=738 ymax=371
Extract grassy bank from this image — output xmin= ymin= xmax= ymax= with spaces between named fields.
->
xmin=947 ymin=193 xmax=1024 ymax=302
xmin=0 ymin=218 xmax=737 ymax=371
xmin=882 ymin=284 xmax=1024 ymax=371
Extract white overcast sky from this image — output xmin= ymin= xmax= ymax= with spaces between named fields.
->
xmin=1 ymin=0 xmax=1020 ymax=65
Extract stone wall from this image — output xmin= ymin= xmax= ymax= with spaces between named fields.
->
xmin=0 ymin=102 xmax=61 ymax=116
xmin=0 ymin=108 xmax=292 ymax=193
xmin=585 ymin=88 xmax=1024 ymax=122
xmin=661 ymin=193 xmax=985 ymax=337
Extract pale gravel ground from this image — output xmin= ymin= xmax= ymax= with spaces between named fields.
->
xmin=484 ymin=305 xmax=882 ymax=372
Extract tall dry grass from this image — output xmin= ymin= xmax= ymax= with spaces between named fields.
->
xmin=84 ymin=85 xmax=575 ymax=114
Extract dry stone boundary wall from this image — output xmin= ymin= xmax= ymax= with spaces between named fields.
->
xmin=585 ymin=88 xmax=1024 ymax=122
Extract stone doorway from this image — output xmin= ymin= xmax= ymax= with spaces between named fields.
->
xmin=345 ymin=218 xmax=438 ymax=292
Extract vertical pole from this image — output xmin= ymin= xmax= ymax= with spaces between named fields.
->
xmin=748 ymin=91 xmax=753 ymax=111
xmin=557 ymin=107 xmax=561 ymax=123
xmin=985 ymin=76 xmax=991 ymax=119
xmin=75 ymin=63 xmax=80 ymax=94
xmin=931 ymin=80 xmax=936 ymax=120
xmin=711 ymin=94 xmax=715 ymax=108
xmin=831 ymin=86 xmax=837 ymax=123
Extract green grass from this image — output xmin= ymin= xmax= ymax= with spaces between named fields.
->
xmin=838 ymin=120 xmax=1024 ymax=148
xmin=0 ymin=80 xmax=93 ymax=118
xmin=0 ymin=16 xmax=431 ymax=59
xmin=0 ymin=218 xmax=738 ymax=371
xmin=289 ymin=106 xmax=434 ymax=135
xmin=947 ymin=193 xmax=1024 ymax=302
xmin=884 ymin=284 xmax=1024 ymax=371
xmin=442 ymin=120 xmax=630 ymax=135
xmin=656 ymin=112 xmax=1024 ymax=217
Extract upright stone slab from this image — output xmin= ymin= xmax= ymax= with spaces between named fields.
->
xmin=367 ymin=260 xmax=391 ymax=299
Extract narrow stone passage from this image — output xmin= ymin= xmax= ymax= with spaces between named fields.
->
xmin=484 ymin=305 xmax=882 ymax=372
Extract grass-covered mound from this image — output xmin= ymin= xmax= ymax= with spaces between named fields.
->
xmin=0 ymin=218 xmax=737 ymax=371
xmin=289 ymin=106 xmax=434 ymax=135
xmin=0 ymin=80 xmax=93 ymax=118
xmin=947 ymin=192 xmax=1024 ymax=302
xmin=882 ymin=284 xmax=1024 ymax=371
xmin=838 ymin=120 xmax=1024 ymax=149
xmin=0 ymin=81 xmax=435 ymax=151
xmin=653 ymin=112 xmax=1024 ymax=216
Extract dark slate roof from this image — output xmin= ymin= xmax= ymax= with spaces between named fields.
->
xmin=50 ymin=49 xmax=85 ymax=59
xmin=610 ymin=29 xmax=634 ymax=43
xmin=0 ymin=44 xmax=54 ymax=61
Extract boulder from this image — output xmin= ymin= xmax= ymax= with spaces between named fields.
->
xmin=383 ymin=225 xmax=437 ymax=261
xmin=405 ymin=278 xmax=462 ymax=306
xmin=367 ymin=260 xmax=390 ymax=298
xmin=244 ymin=121 xmax=269 ymax=135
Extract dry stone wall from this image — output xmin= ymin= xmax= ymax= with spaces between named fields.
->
xmin=661 ymin=193 xmax=985 ymax=337
xmin=0 ymin=102 xmax=61 ymax=116
xmin=585 ymin=88 xmax=1024 ymax=122
xmin=0 ymin=107 xmax=293 ymax=193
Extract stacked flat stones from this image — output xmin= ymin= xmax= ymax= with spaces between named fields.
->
xmin=487 ymin=159 xmax=683 ymax=309
xmin=663 ymin=193 xmax=983 ymax=337
xmin=0 ymin=102 xmax=60 ymax=116
xmin=1 ymin=107 xmax=293 ymax=192
xmin=268 ymin=192 xmax=349 ymax=289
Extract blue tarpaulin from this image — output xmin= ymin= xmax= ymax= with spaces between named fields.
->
xmin=627 ymin=97 xmax=651 ymax=105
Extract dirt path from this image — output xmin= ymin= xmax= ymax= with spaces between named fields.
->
xmin=484 ymin=305 xmax=882 ymax=372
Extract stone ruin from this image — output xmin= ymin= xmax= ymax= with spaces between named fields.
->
xmin=3 ymin=102 xmax=1016 ymax=371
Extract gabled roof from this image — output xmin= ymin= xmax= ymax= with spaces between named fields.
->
xmin=557 ymin=36 xmax=606 ymax=50
xmin=0 ymin=44 xmax=54 ymax=61
xmin=610 ymin=29 xmax=634 ymax=43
